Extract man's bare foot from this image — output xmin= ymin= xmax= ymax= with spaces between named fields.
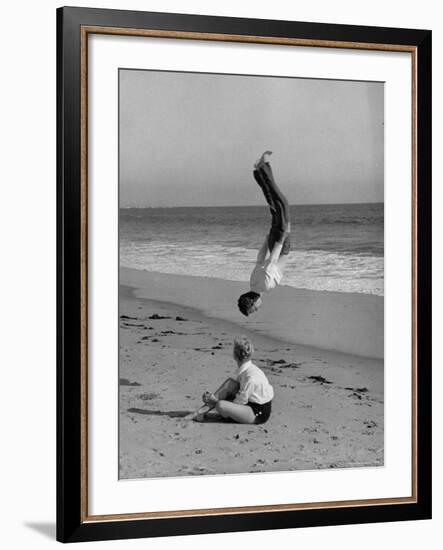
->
xmin=262 ymin=150 xmax=272 ymax=163
xmin=255 ymin=151 xmax=273 ymax=169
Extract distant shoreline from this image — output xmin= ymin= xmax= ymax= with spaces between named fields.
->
xmin=120 ymin=201 xmax=384 ymax=210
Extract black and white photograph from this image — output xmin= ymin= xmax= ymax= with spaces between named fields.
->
xmin=0 ymin=0 xmax=436 ymax=545
xmin=118 ymin=68 xmax=384 ymax=480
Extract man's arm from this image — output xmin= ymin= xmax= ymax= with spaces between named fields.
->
xmin=256 ymin=236 xmax=269 ymax=265
xmin=268 ymin=240 xmax=284 ymax=265
xmin=268 ymin=228 xmax=290 ymax=265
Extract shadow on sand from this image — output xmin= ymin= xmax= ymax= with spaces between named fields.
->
xmin=127 ymin=407 xmax=234 ymax=423
xmin=128 ymin=407 xmax=191 ymax=419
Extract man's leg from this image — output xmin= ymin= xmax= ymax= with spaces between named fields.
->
xmin=253 ymin=169 xmax=278 ymax=229
xmin=257 ymin=161 xmax=290 ymax=235
xmin=257 ymin=161 xmax=291 ymax=260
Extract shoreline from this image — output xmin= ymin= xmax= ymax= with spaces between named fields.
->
xmin=121 ymin=267 xmax=384 ymax=359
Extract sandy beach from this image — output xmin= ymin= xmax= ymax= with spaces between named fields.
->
xmin=119 ymin=268 xmax=384 ymax=480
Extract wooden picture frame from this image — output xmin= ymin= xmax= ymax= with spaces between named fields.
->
xmin=57 ymin=6 xmax=432 ymax=543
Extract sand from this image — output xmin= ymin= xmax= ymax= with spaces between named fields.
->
xmin=121 ymin=268 xmax=383 ymax=359
xmin=119 ymin=268 xmax=384 ymax=480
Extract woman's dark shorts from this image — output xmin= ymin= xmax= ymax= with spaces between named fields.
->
xmin=248 ymin=400 xmax=272 ymax=424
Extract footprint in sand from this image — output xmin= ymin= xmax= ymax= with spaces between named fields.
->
xmin=364 ymin=420 xmax=377 ymax=428
xmin=345 ymin=387 xmax=369 ymax=401
xmin=138 ymin=392 xmax=159 ymax=401
xmin=303 ymin=427 xmax=318 ymax=433
xmin=362 ymin=420 xmax=377 ymax=434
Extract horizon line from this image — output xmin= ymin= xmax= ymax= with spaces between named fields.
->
xmin=120 ymin=201 xmax=384 ymax=209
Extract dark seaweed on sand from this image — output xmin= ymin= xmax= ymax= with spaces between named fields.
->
xmin=308 ymin=375 xmax=332 ymax=385
xmin=345 ymin=386 xmax=369 ymax=393
xmin=119 ymin=378 xmax=141 ymax=386
xmin=149 ymin=313 xmax=171 ymax=320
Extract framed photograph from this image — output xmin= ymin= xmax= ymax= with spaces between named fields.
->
xmin=57 ymin=6 xmax=432 ymax=543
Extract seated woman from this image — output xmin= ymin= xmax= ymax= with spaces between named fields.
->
xmin=187 ymin=336 xmax=274 ymax=424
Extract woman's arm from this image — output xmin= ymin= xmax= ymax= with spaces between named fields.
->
xmin=233 ymin=381 xmax=252 ymax=405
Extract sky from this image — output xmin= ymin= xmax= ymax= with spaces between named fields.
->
xmin=119 ymin=69 xmax=384 ymax=207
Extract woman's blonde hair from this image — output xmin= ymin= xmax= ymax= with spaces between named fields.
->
xmin=233 ymin=336 xmax=254 ymax=362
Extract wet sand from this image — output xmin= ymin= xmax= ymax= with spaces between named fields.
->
xmin=121 ymin=268 xmax=383 ymax=358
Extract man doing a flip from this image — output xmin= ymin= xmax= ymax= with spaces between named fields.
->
xmin=238 ymin=151 xmax=291 ymax=316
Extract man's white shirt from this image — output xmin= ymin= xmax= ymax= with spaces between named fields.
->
xmin=250 ymin=259 xmax=283 ymax=293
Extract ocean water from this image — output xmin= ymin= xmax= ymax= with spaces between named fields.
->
xmin=120 ymin=203 xmax=384 ymax=296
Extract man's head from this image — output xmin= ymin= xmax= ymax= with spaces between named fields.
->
xmin=237 ymin=291 xmax=262 ymax=316
xmin=233 ymin=335 xmax=254 ymax=365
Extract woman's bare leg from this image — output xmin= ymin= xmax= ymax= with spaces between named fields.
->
xmin=215 ymin=400 xmax=256 ymax=424
xmin=213 ymin=377 xmax=239 ymax=400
